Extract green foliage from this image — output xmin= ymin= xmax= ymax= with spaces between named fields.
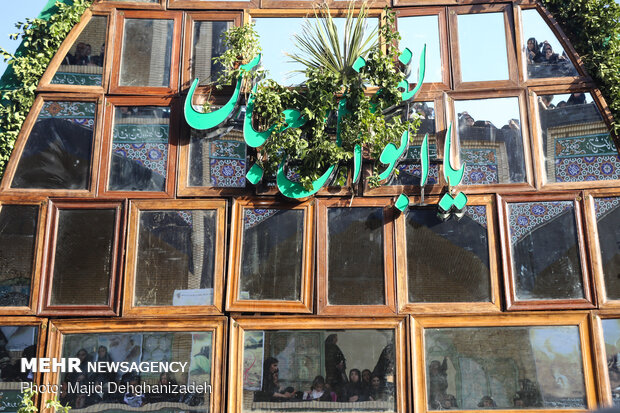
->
xmin=18 ymin=388 xmax=71 ymax=413
xmin=0 ymin=0 xmax=92 ymax=178
xmin=288 ymin=2 xmax=378 ymax=85
xmin=249 ymin=5 xmax=419 ymax=189
xmin=212 ymin=23 xmax=263 ymax=87
xmin=541 ymin=0 xmax=620 ymax=137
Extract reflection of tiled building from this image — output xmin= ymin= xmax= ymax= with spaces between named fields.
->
xmin=0 ymin=0 xmax=619 ymax=412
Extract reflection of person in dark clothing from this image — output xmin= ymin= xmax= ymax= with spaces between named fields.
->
xmin=428 ymin=357 xmax=449 ymax=409
xmin=325 ymin=334 xmax=348 ymax=400
xmin=255 ymin=357 xmax=296 ymax=401
xmin=369 ymin=374 xmax=388 ymax=401
xmin=526 ymin=37 xmax=541 ymax=64
xmin=344 ymin=369 xmax=368 ymax=402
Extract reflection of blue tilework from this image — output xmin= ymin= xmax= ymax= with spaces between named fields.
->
xmin=209 ymin=139 xmax=246 ymax=188
xmin=466 ymin=205 xmax=487 ymax=229
xmin=462 ymin=148 xmax=499 ymax=185
xmin=176 ymin=210 xmax=193 ymax=226
xmin=553 ymin=134 xmax=620 ymax=182
xmin=40 ymin=101 xmax=96 ymax=129
xmin=112 ymin=124 xmax=169 ymax=181
xmin=594 ymin=197 xmax=620 ymax=220
xmin=508 ymin=201 xmax=573 ymax=244
xmin=244 ymin=208 xmax=278 ymax=230
xmin=210 ymin=159 xmax=246 ymax=187
xmin=392 ymin=163 xmax=439 ymax=185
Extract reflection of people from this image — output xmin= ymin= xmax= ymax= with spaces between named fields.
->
xmin=539 ymin=42 xmax=565 ymax=64
xmin=514 ymin=379 xmax=542 ymax=407
xmin=268 ymin=371 xmax=296 ymax=401
xmin=361 ymin=369 xmax=372 ymax=394
xmin=478 ymin=396 xmax=497 ymax=408
xmin=526 ymin=37 xmax=541 ymax=64
xmin=303 ymin=376 xmax=332 ymax=401
xmin=428 ymin=358 xmax=448 ymax=400
xmin=91 ymin=43 xmax=105 ymax=67
xmin=122 ymin=373 xmax=145 ymax=407
xmin=567 ymin=92 xmax=586 ymax=106
xmin=369 ymin=374 xmax=388 ymax=401
xmin=345 ymin=369 xmax=368 ymax=402
xmin=325 ymin=334 xmax=348 ymax=400
xmin=255 ymin=357 xmax=296 ymax=401
xmin=148 ymin=372 xmax=179 ymax=403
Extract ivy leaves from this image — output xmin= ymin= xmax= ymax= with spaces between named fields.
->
xmin=542 ymin=0 xmax=620 ymax=138
xmin=0 ymin=0 xmax=92 ymax=177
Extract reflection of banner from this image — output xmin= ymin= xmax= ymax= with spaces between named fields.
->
xmin=189 ymin=332 xmax=212 ymax=386
xmin=98 ymin=334 xmax=143 ymax=380
xmin=243 ymin=331 xmax=264 ymax=391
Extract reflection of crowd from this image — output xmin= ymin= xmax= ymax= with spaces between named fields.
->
xmin=428 ymin=357 xmax=543 ymax=409
xmin=538 ymin=93 xmax=587 ymax=110
xmin=525 ymin=37 xmax=576 ymax=77
xmin=0 ymin=334 xmax=36 ymax=383
xmin=60 ymin=347 xmax=196 ymax=410
xmin=63 ymin=42 xmax=105 ymax=67
xmin=255 ymin=334 xmax=395 ymax=403
xmin=457 ymin=111 xmax=520 ymax=132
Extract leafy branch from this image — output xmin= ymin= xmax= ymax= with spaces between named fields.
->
xmin=0 ymin=0 xmax=92 ymax=178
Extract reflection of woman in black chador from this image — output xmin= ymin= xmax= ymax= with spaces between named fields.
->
xmin=255 ymin=357 xmax=296 ymax=401
xmin=373 ymin=344 xmax=396 ymax=398
xmin=428 ymin=357 xmax=451 ymax=409
xmin=325 ymin=334 xmax=348 ymax=400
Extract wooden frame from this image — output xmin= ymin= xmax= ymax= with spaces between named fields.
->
xmin=584 ymin=188 xmax=620 ymax=310
xmin=109 ymin=10 xmax=182 ymax=95
xmin=176 ymin=94 xmax=254 ymax=197
xmin=528 ymin=87 xmax=619 ymax=191
xmin=38 ymin=199 xmax=125 ymax=316
xmin=590 ymin=312 xmax=620 ymax=407
xmin=0 ymin=199 xmax=47 ymax=315
xmin=226 ymin=198 xmax=314 ymax=313
xmin=169 ymin=0 xmax=258 ymax=10
xmin=363 ymin=93 xmax=446 ymax=196
xmin=411 ymin=313 xmax=598 ymax=413
xmin=123 ymin=199 xmax=227 ymax=317
xmin=43 ymin=317 xmax=227 ymax=413
xmin=497 ymin=192 xmax=595 ymax=311
xmin=0 ymin=316 xmax=48 ymax=411
xmin=0 ymin=94 xmax=104 ymax=198
xmin=38 ymin=10 xmax=115 ymax=93
xmin=98 ymin=96 xmax=179 ymax=198
xmin=515 ymin=4 xmax=591 ymax=87
xmin=181 ymin=12 xmax=243 ymax=91
xmin=316 ymin=197 xmax=396 ymax=315
xmin=228 ymin=316 xmax=408 ymax=413
xmin=395 ymin=194 xmax=502 ymax=314
xmin=446 ymin=89 xmax=536 ymax=194
xmin=448 ymin=4 xmax=519 ymax=91
xmin=260 ymin=0 xmax=388 ymax=9
xmin=92 ymin=0 xmax=165 ymax=10
xmin=396 ymin=7 xmax=451 ymax=92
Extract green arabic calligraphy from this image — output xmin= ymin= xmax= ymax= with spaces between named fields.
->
xmin=182 ymin=45 xmax=463 ymax=211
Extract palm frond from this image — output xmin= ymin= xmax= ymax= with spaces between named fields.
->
xmin=287 ymin=0 xmax=378 ymax=84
